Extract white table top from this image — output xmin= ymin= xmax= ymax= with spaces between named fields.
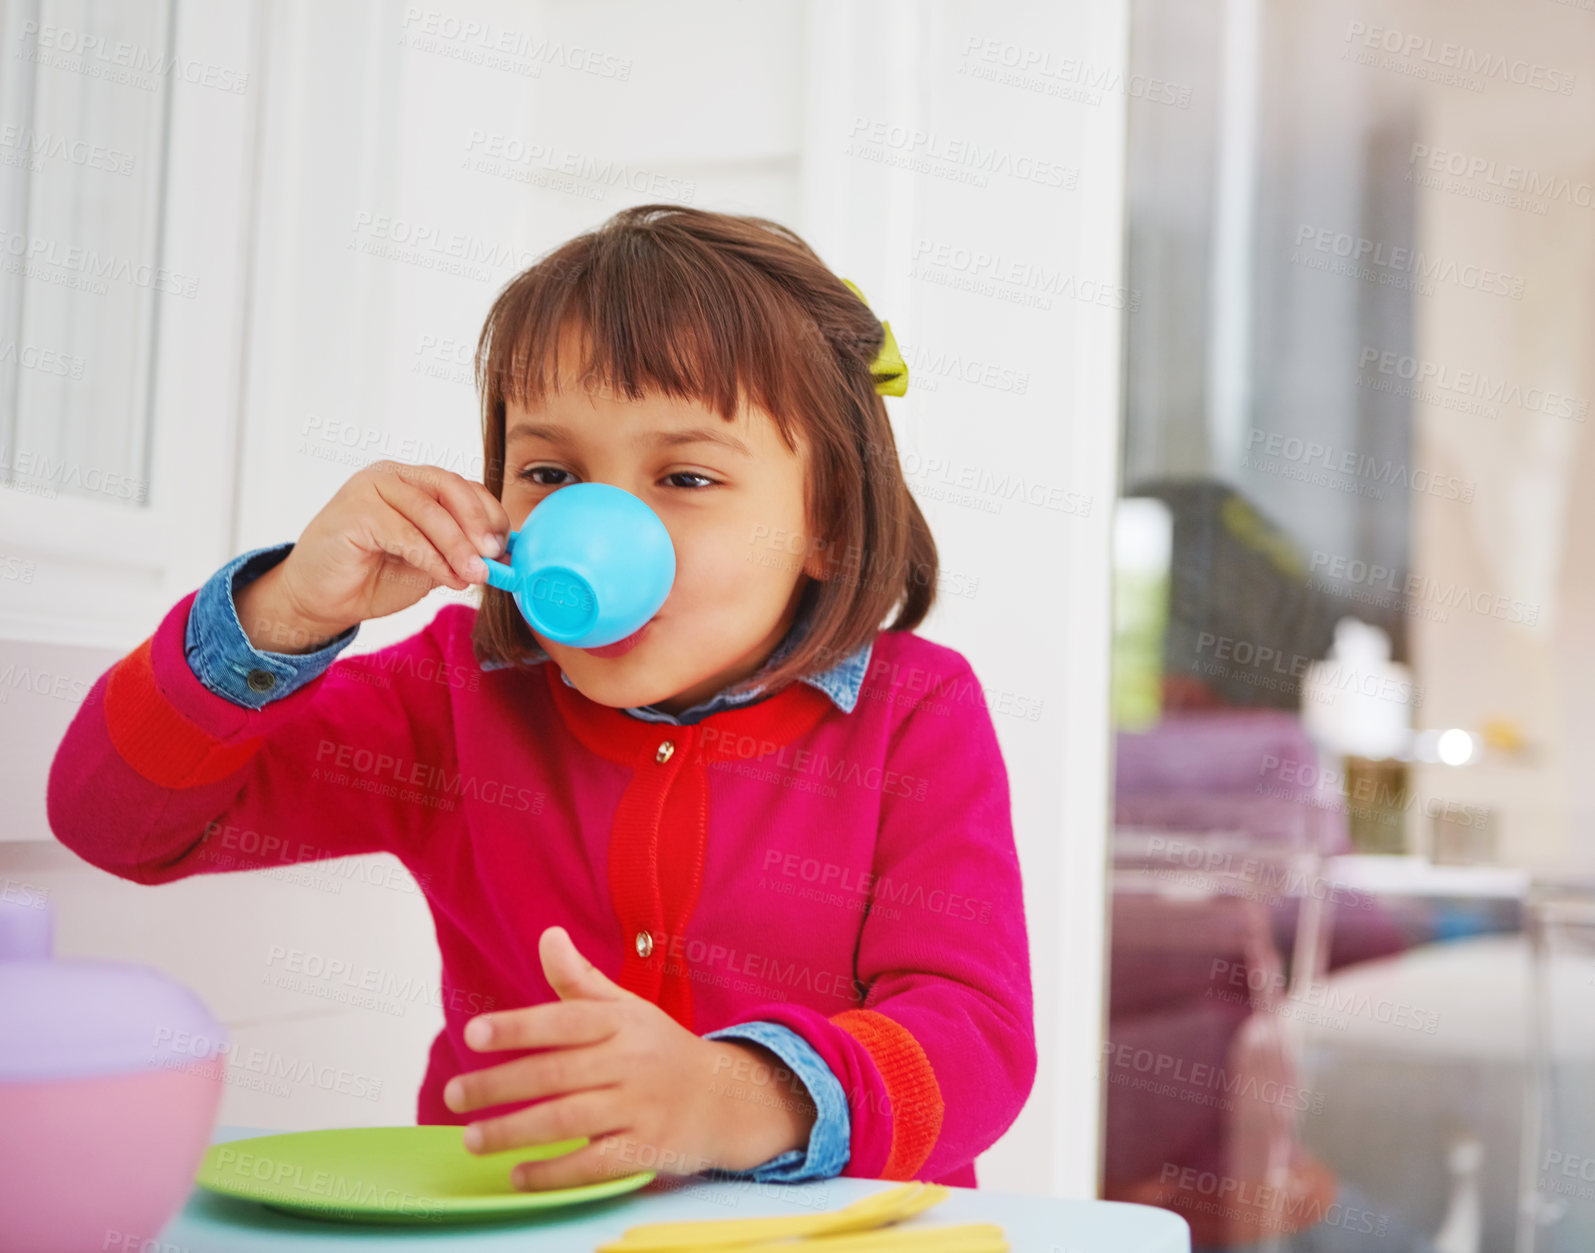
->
xmin=155 ymin=1126 xmax=1192 ymax=1252
xmin=1323 ymin=854 xmax=1530 ymax=900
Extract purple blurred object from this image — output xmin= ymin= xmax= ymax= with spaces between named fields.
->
xmin=0 ymin=894 xmax=227 ymax=1252
xmin=1104 ymin=708 xmax=1412 ymax=1225
xmin=1115 ymin=708 xmax=1351 ymax=855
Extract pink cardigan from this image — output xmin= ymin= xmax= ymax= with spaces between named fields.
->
xmin=46 ymin=591 xmax=1036 ymax=1187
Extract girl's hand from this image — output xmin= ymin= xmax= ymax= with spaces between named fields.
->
xmin=236 ymin=461 xmax=511 ymax=652
xmin=442 ymin=926 xmax=819 ymax=1190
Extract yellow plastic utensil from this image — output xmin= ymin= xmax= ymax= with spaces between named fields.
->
xmin=741 ymin=1222 xmax=1009 ymax=1251
xmin=596 ymin=1181 xmax=1002 ymax=1251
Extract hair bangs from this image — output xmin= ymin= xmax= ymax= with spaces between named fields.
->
xmin=477 ymin=229 xmax=818 ymax=454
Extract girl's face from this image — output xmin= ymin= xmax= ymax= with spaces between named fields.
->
xmin=500 ymin=340 xmax=824 ymax=715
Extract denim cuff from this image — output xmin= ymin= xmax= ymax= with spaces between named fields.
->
xmin=183 ymin=542 xmax=359 ymax=710
xmin=703 ymin=1020 xmax=851 ymax=1182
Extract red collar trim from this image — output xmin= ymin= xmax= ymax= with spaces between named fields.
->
xmin=543 ymin=662 xmax=834 ymax=766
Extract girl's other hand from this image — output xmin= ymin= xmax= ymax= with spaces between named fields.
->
xmin=442 ymin=926 xmax=818 ymax=1190
xmin=236 ymin=461 xmax=512 ymax=653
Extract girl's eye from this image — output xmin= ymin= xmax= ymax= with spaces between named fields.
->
xmin=516 ymin=466 xmax=573 ymax=487
xmin=664 ymin=471 xmax=717 ymax=490
xmin=515 ymin=466 xmax=718 ymax=490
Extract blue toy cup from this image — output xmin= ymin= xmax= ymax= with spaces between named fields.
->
xmin=481 ymin=483 xmax=676 ymax=648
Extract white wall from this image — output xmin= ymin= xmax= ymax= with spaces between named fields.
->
xmin=788 ymin=0 xmax=1129 ymax=1197
xmin=2 ymin=0 xmax=1127 ymax=1199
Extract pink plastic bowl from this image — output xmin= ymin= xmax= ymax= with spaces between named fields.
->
xmin=0 ymin=896 xmax=227 ymax=1251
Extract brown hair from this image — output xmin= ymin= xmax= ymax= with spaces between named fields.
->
xmin=470 ymin=203 xmax=937 ymax=698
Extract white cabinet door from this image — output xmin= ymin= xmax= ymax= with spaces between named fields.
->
xmin=0 ymin=0 xmax=257 ymax=649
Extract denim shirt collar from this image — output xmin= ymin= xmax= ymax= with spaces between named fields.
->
xmin=479 ymin=586 xmax=873 ymax=726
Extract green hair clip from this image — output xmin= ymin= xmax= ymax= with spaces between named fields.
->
xmin=840 ymin=278 xmax=909 ymax=397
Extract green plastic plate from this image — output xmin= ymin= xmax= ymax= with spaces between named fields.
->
xmin=195 ymin=1126 xmax=657 ymax=1225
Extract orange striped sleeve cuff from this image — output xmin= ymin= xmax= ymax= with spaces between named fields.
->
xmin=831 ymin=1008 xmax=945 ymax=1179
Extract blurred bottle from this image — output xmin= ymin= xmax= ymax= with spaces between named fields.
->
xmin=1300 ymin=618 xmax=1415 ymax=853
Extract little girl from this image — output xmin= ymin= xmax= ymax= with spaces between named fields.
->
xmin=47 ymin=204 xmax=1036 ymax=1192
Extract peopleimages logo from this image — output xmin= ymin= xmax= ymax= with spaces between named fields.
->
xmin=462 ymin=132 xmax=695 ymax=201
xmin=1208 ymin=960 xmax=1440 ymax=1033
xmin=1193 ymin=630 xmax=1426 ymax=708
xmin=846 ymin=116 xmax=1078 ymax=190
xmin=16 ymin=20 xmax=250 ymax=94
xmin=0 ymin=445 xmax=149 ymax=502
xmin=957 ymin=35 xmax=1194 ymax=108
xmin=1244 ymin=428 xmax=1475 ymax=502
xmin=1358 ymin=346 xmax=1587 ymax=423
xmin=896 ymin=341 xmax=1030 ymax=395
xmin=1293 ymin=224 xmax=1526 ymax=299
xmin=0 ymin=125 xmax=135 ymax=175
xmin=1308 ymin=552 xmax=1540 ymax=626
xmin=1342 ymin=22 xmax=1577 ymax=94
xmin=312 ymin=739 xmax=542 ymax=813
xmin=1156 ymin=1163 xmax=1392 ymax=1237
xmin=1101 ymin=1040 xmax=1327 ymax=1114
xmin=0 ymin=229 xmax=200 ymax=297
xmin=909 ymin=237 xmax=1141 ymax=312
xmin=1408 ymin=144 xmax=1595 ymax=211
xmin=398 ymin=7 xmax=633 ymax=80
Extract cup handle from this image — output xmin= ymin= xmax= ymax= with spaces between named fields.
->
xmin=482 ymin=530 xmax=518 ymax=591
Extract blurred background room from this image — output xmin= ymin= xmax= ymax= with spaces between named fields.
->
xmin=1106 ymin=0 xmax=1595 ymax=1250
xmin=0 ymin=1 xmax=1591 ymax=1250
